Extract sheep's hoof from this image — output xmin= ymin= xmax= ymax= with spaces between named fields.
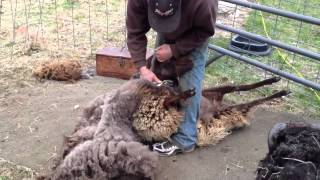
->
xmin=265 ymin=76 xmax=281 ymax=84
xmin=273 ymin=76 xmax=281 ymax=82
xmin=276 ymin=90 xmax=291 ymax=97
xmin=182 ymin=88 xmax=196 ymax=99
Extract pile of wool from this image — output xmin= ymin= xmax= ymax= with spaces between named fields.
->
xmin=38 ymin=80 xmax=163 ymax=180
xmin=60 ymin=94 xmax=106 ymax=159
xmin=132 ymin=93 xmax=184 ymax=141
xmin=197 ymin=110 xmax=250 ymax=146
xmin=256 ymin=122 xmax=320 ymax=180
xmin=33 ymin=60 xmax=82 ymax=81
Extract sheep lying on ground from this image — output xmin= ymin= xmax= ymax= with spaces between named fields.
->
xmin=40 ymin=77 xmax=288 ymax=179
xmin=39 ymin=79 xmax=194 ymax=180
xmin=147 ymin=54 xmax=290 ymax=146
xmin=256 ymin=122 xmax=320 ymax=180
xmin=33 ymin=60 xmax=90 ymax=81
xmin=133 ymin=77 xmax=290 ymax=146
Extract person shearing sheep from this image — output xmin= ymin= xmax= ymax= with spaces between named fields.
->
xmin=126 ymin=0 xmax=218 ymax=156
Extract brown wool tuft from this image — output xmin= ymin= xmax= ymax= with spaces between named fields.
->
xmin=133 ymin=94 xmax=183 ymax=141
xmin=33 ymin=60 xmax=82 ymax=81
xmin=197 ymin=110 xmax=250 ymax=146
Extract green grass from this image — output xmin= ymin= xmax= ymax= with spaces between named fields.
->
xmin=243 ymin=0 xmax=320 ymax=77
xmin=206 ymin=0 xmax=320 ymax=117
xmin=245 ymin=0 xmax=320 ymax=52
xmin=62 ymin=0 xmax=80 ymax=9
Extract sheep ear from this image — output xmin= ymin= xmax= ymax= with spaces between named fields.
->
xmin=268 ymin=123 xmax=287 ymax=151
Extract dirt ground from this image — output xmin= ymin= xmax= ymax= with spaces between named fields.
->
xmin=0 ymin=76 xmax=311 ymax=180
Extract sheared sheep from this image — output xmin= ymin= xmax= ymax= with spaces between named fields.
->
xmin=256 ymin=122 xmax=320 ymax=180
xmin=145 ymin=55 xmax=290 ymax=146
xmin=132 ymin=77 xmax=290 ymax=146
xmin=38 ymin=79 xmax=194 ymax=180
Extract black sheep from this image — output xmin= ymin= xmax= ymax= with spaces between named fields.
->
xmin=257 ymin=122 xmax=320 ymax=180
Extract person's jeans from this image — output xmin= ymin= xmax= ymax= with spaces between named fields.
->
xmin=155 ymin=34 xmax=208 ymax=151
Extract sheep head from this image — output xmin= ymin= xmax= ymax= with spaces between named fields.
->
xmin=151 ymin=56 xmax=194 ymax=82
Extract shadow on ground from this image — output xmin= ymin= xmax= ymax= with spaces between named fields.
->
xmin=0 ymin=76 xmax=310 ymax=180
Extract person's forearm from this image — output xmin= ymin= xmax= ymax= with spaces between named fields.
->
xmin=126 ymin=0 xmax=150 ymax=71
xmin=134 ymin=58 xmax=147 ymax=70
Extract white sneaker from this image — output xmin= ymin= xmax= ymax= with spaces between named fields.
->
xmin=152 ymin=141 xmax=194 ymax=156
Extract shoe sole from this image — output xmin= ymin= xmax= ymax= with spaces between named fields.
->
xmin=158 ymin=146 xmax=195 ymax=157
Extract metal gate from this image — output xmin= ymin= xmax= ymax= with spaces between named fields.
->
xmin=207 ymin=0 xmax=320 ymax=117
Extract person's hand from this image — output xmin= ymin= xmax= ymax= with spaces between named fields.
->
xmin=156 ymin=44 xmax=173 ymax=62
xmin=139 ymin=66 xmax=161 ymax=83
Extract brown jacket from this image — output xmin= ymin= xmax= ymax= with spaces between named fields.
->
xmin=126 ymin=0 xmax=218 ymax=70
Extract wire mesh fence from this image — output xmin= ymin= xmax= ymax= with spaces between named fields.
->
xmin=0 ymin=0 xmax=133 ymax=96
xmin=0 ymin=0 xmax=130 ymax=59
xmin=0 ymin=0 xmax=319 ymax=117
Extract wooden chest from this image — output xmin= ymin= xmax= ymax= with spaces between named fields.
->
xmin=96 ymin=47 xmax=153 ymax=79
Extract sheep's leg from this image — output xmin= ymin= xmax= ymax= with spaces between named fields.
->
xmin=223 ymin=90 xmax=290 ymax=113
xmin=202 ymin=77 xmax=281 ymax=96
xmin=163 ymin=88 xmax=196 ymax=108
xmin=201 ymin=77 xmax=281 ymax=105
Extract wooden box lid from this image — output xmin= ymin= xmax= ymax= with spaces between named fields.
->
xmin=96 ymin=47 xmax=154 ymax=60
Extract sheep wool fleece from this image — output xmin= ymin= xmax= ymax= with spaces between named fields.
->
xmin=40 ymin=80 xmax=160 ymax=180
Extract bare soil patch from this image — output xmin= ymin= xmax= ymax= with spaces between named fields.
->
xmin=0 ymin=76 xmax=309 ymax=180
